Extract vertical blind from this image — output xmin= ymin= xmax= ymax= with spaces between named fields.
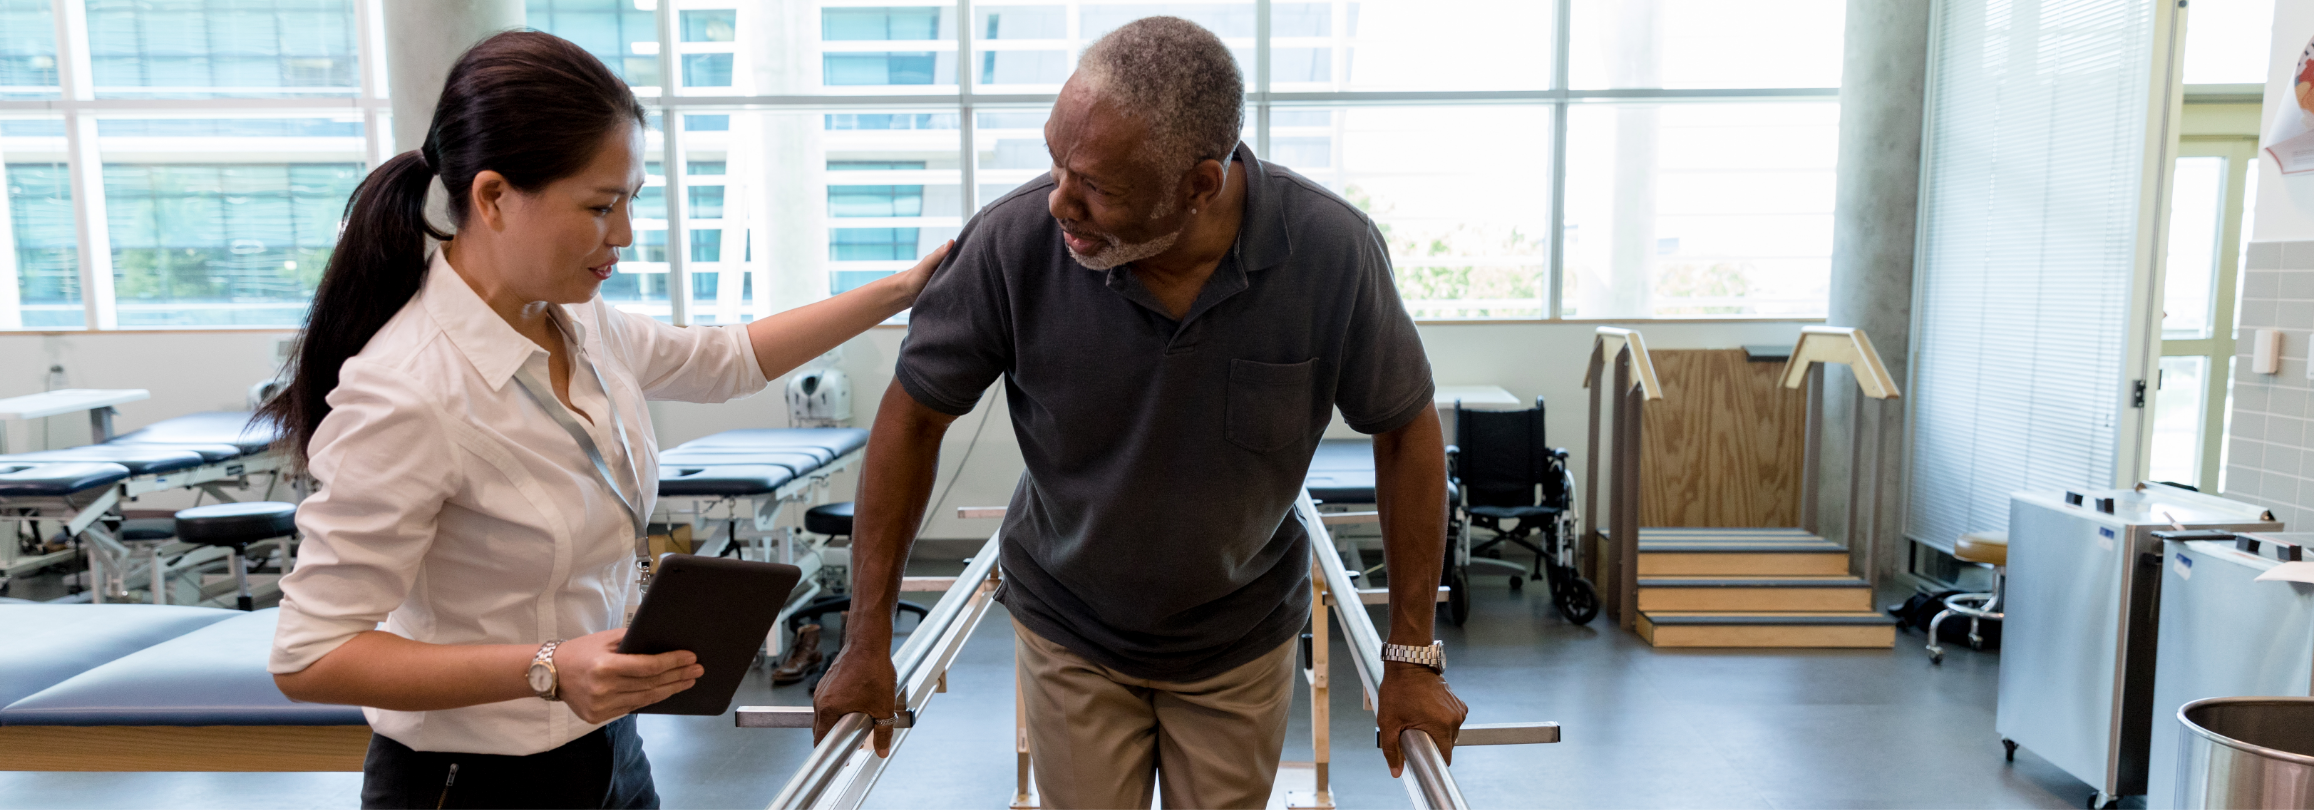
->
xmin=1906 ymin=0 xmax=2157 ymax=549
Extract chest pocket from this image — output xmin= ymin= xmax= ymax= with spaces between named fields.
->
xmin=1226 ymin=358 xmax=1317 ymax=454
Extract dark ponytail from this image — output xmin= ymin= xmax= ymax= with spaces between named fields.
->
xmin=257 ymin=31 xmax=647 ymax=464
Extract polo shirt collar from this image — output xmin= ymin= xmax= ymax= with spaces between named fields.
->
xmin=1229 ymin=141 xmax=1291 ymax=273
xmin=421 ymin=248 xmax=581 ymax=392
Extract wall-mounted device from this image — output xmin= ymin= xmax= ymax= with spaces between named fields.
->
xmin=786 ymin=368 xmax=852 ymax=427
xmin=2253 ymin=328 xmax=2283 ymax=375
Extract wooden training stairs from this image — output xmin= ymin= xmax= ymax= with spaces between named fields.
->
xmin=1632 ymin=527 xmax=1895 ymax=648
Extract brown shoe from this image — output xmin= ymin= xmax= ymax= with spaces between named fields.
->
xmin=772 ymin=623 xmax=825 ymax=685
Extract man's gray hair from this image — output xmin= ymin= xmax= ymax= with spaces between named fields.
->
xmin=1076 ymin=16 xmax=1244 ymax=176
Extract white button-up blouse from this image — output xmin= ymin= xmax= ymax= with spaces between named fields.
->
xmin=269 ymin=250 xmax=768 ymax=755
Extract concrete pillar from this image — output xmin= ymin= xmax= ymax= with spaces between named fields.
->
xmin=383 ymin=1 xmax=526 ymax=153
xmin=1820 ymin=0 xmax=1931 ymax=587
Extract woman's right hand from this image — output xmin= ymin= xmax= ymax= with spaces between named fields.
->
xmin=550 ymin=628 xmax=703 ymax=724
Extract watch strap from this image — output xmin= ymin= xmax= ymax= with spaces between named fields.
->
xmin=1381 ymin=640 xmax=1445 ymax=672
xmin=532 ymin=640 xmax=563 ymax=701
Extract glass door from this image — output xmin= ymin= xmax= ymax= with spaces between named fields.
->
xmin=2149 ymin=137 xmax=2256 ymax=490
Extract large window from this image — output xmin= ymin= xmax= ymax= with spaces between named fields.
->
xmin=3 ymin=0 xmax=1842 ymax=330
xmin=2 ymin=0 xmax=374 ymax=330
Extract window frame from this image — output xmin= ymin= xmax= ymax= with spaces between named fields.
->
xmin=0 ymin=0 xmax=1841 ymax=331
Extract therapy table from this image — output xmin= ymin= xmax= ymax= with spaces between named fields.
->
xmin=0 ymin=604 xmax=366 ymax=771
xmin=0 ymin=411 xmax=289 ymax=603
xmin=655 ymin=427 xmax=868 ymax=658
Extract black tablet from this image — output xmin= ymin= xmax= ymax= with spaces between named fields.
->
xmin=618 ymin=553 xmax=803 ymax=715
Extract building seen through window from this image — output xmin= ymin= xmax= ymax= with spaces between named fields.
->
xmin=3 ymin=0 xmax=1860 ymax=329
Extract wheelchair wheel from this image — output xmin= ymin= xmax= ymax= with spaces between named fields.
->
xmin=1553 ymin=574 xmax=1601 ymax=626
xmin=1446 ymin=565 xmax=1471 ymax=626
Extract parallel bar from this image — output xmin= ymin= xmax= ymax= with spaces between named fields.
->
xmin=1456 ymin=722 xmax=1562 ymax=746
xmin=1300 ymin=494 xmax=1472 ymax=810
xmin=1354 ymin=586 xmax=1449 ymax=605
xmin=735 ymin=706 xmax=914 ymax=730
xmin=764 ymin=534 xmax=1002 ymax=810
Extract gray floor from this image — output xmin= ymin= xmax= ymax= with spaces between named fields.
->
xmin=0 ymin=554 xmax=2100 ymax=809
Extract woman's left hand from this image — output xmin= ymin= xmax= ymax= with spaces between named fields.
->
xmin=890 ymin=240 xmax=954 ymax=308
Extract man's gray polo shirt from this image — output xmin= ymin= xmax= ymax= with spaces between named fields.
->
xmin=895 ymin=142 xmax=1434 ymax=682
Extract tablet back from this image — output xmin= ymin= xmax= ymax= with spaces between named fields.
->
xmin=618 ymin=554 xmax=802 ymax=715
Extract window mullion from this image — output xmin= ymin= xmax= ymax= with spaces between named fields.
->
xmin=959 ymin=0 xmax=979 ymax=219
xmin=1547 ymin=0 xmax=1573 ymax=320
xmin=54 ymin=0 xmax=114 ymax=330
xmin=656 ymin=0 xmax=689 ymax=326
xmin=1255 ymin=0 xmax=1270 ymax=158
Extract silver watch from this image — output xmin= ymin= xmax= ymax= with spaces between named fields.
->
xmin=1381 ymin=640 xmax=1445 ymax=673
xmin=527 ymin=640 xmax=563 ymax=701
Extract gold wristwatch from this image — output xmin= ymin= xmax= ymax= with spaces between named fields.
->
xmin=527 ymin=640 xmax=563 ymax=701
xmin=1381 ymin=640 xmax=1445 ymax=673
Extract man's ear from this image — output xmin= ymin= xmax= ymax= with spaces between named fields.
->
xmin=1186 ymin=157 xmax=1227 ymax=211
xmin=469 ymin=170 xmax=512 ymax=231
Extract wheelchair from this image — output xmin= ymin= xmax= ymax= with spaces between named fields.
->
xmin=1446 ymin=399 xmax=1600 ymax=626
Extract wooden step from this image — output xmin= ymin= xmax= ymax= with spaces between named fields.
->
xmin=1636 ymin=576 xmax=1873 ymax=612
xmin=1637 ymin=611 xmax=1897 ymax=648
xmin=1635 ymin=527 xmax=1850 ymax=576
xmin=1638 ymin=550 xmax=1850 ymax=576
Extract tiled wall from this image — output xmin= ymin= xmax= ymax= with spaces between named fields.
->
xmin=2225 ymin=240 xmax=2314 ymax=527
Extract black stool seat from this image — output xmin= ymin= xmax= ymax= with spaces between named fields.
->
xmin=176 ymin=502 xmax=297 ymax=547
xmin=805 ymin=502 xmax=854 ymax=537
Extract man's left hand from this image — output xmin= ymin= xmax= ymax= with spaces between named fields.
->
xmin=1377 ymin=660 xmax=1468 ymax=778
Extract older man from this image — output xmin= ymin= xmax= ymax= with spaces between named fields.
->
xmin=815 ymin=16 xmax=1465 ymax=808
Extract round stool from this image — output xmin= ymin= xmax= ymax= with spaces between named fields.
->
xmin=804 ymin=502 xmax=854 ymax=538
xmin=176 ymin=502 xmax=297 ymax=611
xmin=1928 ymin=530 xmax=2007 ymax=665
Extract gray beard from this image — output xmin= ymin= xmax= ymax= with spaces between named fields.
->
xmin=1068 ymin=194 xmax=1185 ymax=270
xmin=1068 ymin=227 xmax=1182 ymax=270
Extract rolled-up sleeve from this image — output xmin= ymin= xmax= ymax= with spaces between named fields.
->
xmin=605 ymin=306 xmax=770 ymax=403
xmin=269 ymin=360 xmax=464 ymax=675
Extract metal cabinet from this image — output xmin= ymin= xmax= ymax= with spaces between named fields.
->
xmin=1998 ymin=485 xmax=2279 ymax=808
xmin=2145 ymin=535 xmax=2314 ymax=809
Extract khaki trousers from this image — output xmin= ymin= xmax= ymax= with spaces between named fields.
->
xmin=1013 ymin=620 xmax=1295 ymax=810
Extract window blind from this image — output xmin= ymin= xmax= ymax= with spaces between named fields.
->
xmin=1906 ymin=0 xmax=2158 ymax=550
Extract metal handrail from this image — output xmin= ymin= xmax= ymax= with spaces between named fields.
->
xmin=1298 ymin=492 xmax=1470 ymax=810
xmin=766 ymin=533 xmax=1002 ymax=810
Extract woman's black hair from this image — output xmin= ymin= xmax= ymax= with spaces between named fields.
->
xmin=256 ymin=31 xmax=647 ymax=463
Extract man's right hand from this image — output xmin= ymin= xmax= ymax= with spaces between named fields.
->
xmin=813 ymin=644 xmax=899 ymax=757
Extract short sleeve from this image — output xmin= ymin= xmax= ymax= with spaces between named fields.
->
xmin=1334 ymin=222 xmax=1435 ymax=434
xmin=270 ymin=361 xmax=463 ymax=674
xmin=598 ymin=305 xmax=770 ymax=404
xmin=894 ymin=232 xmax=1012 ymax=416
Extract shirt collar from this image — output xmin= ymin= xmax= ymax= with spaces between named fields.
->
xmin=1229 ymin=141 xmax=1292 ymax=273
xmin=421 ymin=249 xmax=581 ymax=392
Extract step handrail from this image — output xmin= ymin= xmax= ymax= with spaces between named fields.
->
xmin=1779 ymin=326 xmax=1900 ymax=399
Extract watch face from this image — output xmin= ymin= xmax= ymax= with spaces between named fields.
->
xmin=528 ymin=662 xmax=553 ymax=693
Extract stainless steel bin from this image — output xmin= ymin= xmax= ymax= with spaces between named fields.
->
xmin=2176 ymin=697 xmax=2314 ymax=809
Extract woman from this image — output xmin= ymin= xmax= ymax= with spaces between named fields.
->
xmin=259 ymin=32 xmax=948 ymax=809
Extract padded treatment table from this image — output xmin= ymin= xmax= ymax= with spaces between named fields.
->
xmin=0 ymin=604 xmax=238 ymax=708
xmin=1305 ymin=439 xmax=1378 ymax=504
xmin=659 ymin=464 xmax=799 ymax=497
xmin=667 ymin=427 xmax=868 ymax=465
xmin=0 ymin=445 xmax=210 ymax=478
xmin=104 ymin=411 xmax=278 ymax=457
xmin=0 ymin=608 xmax=369 ymax=771
xmin=0 ymin=461 xmax=129 ymax=501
